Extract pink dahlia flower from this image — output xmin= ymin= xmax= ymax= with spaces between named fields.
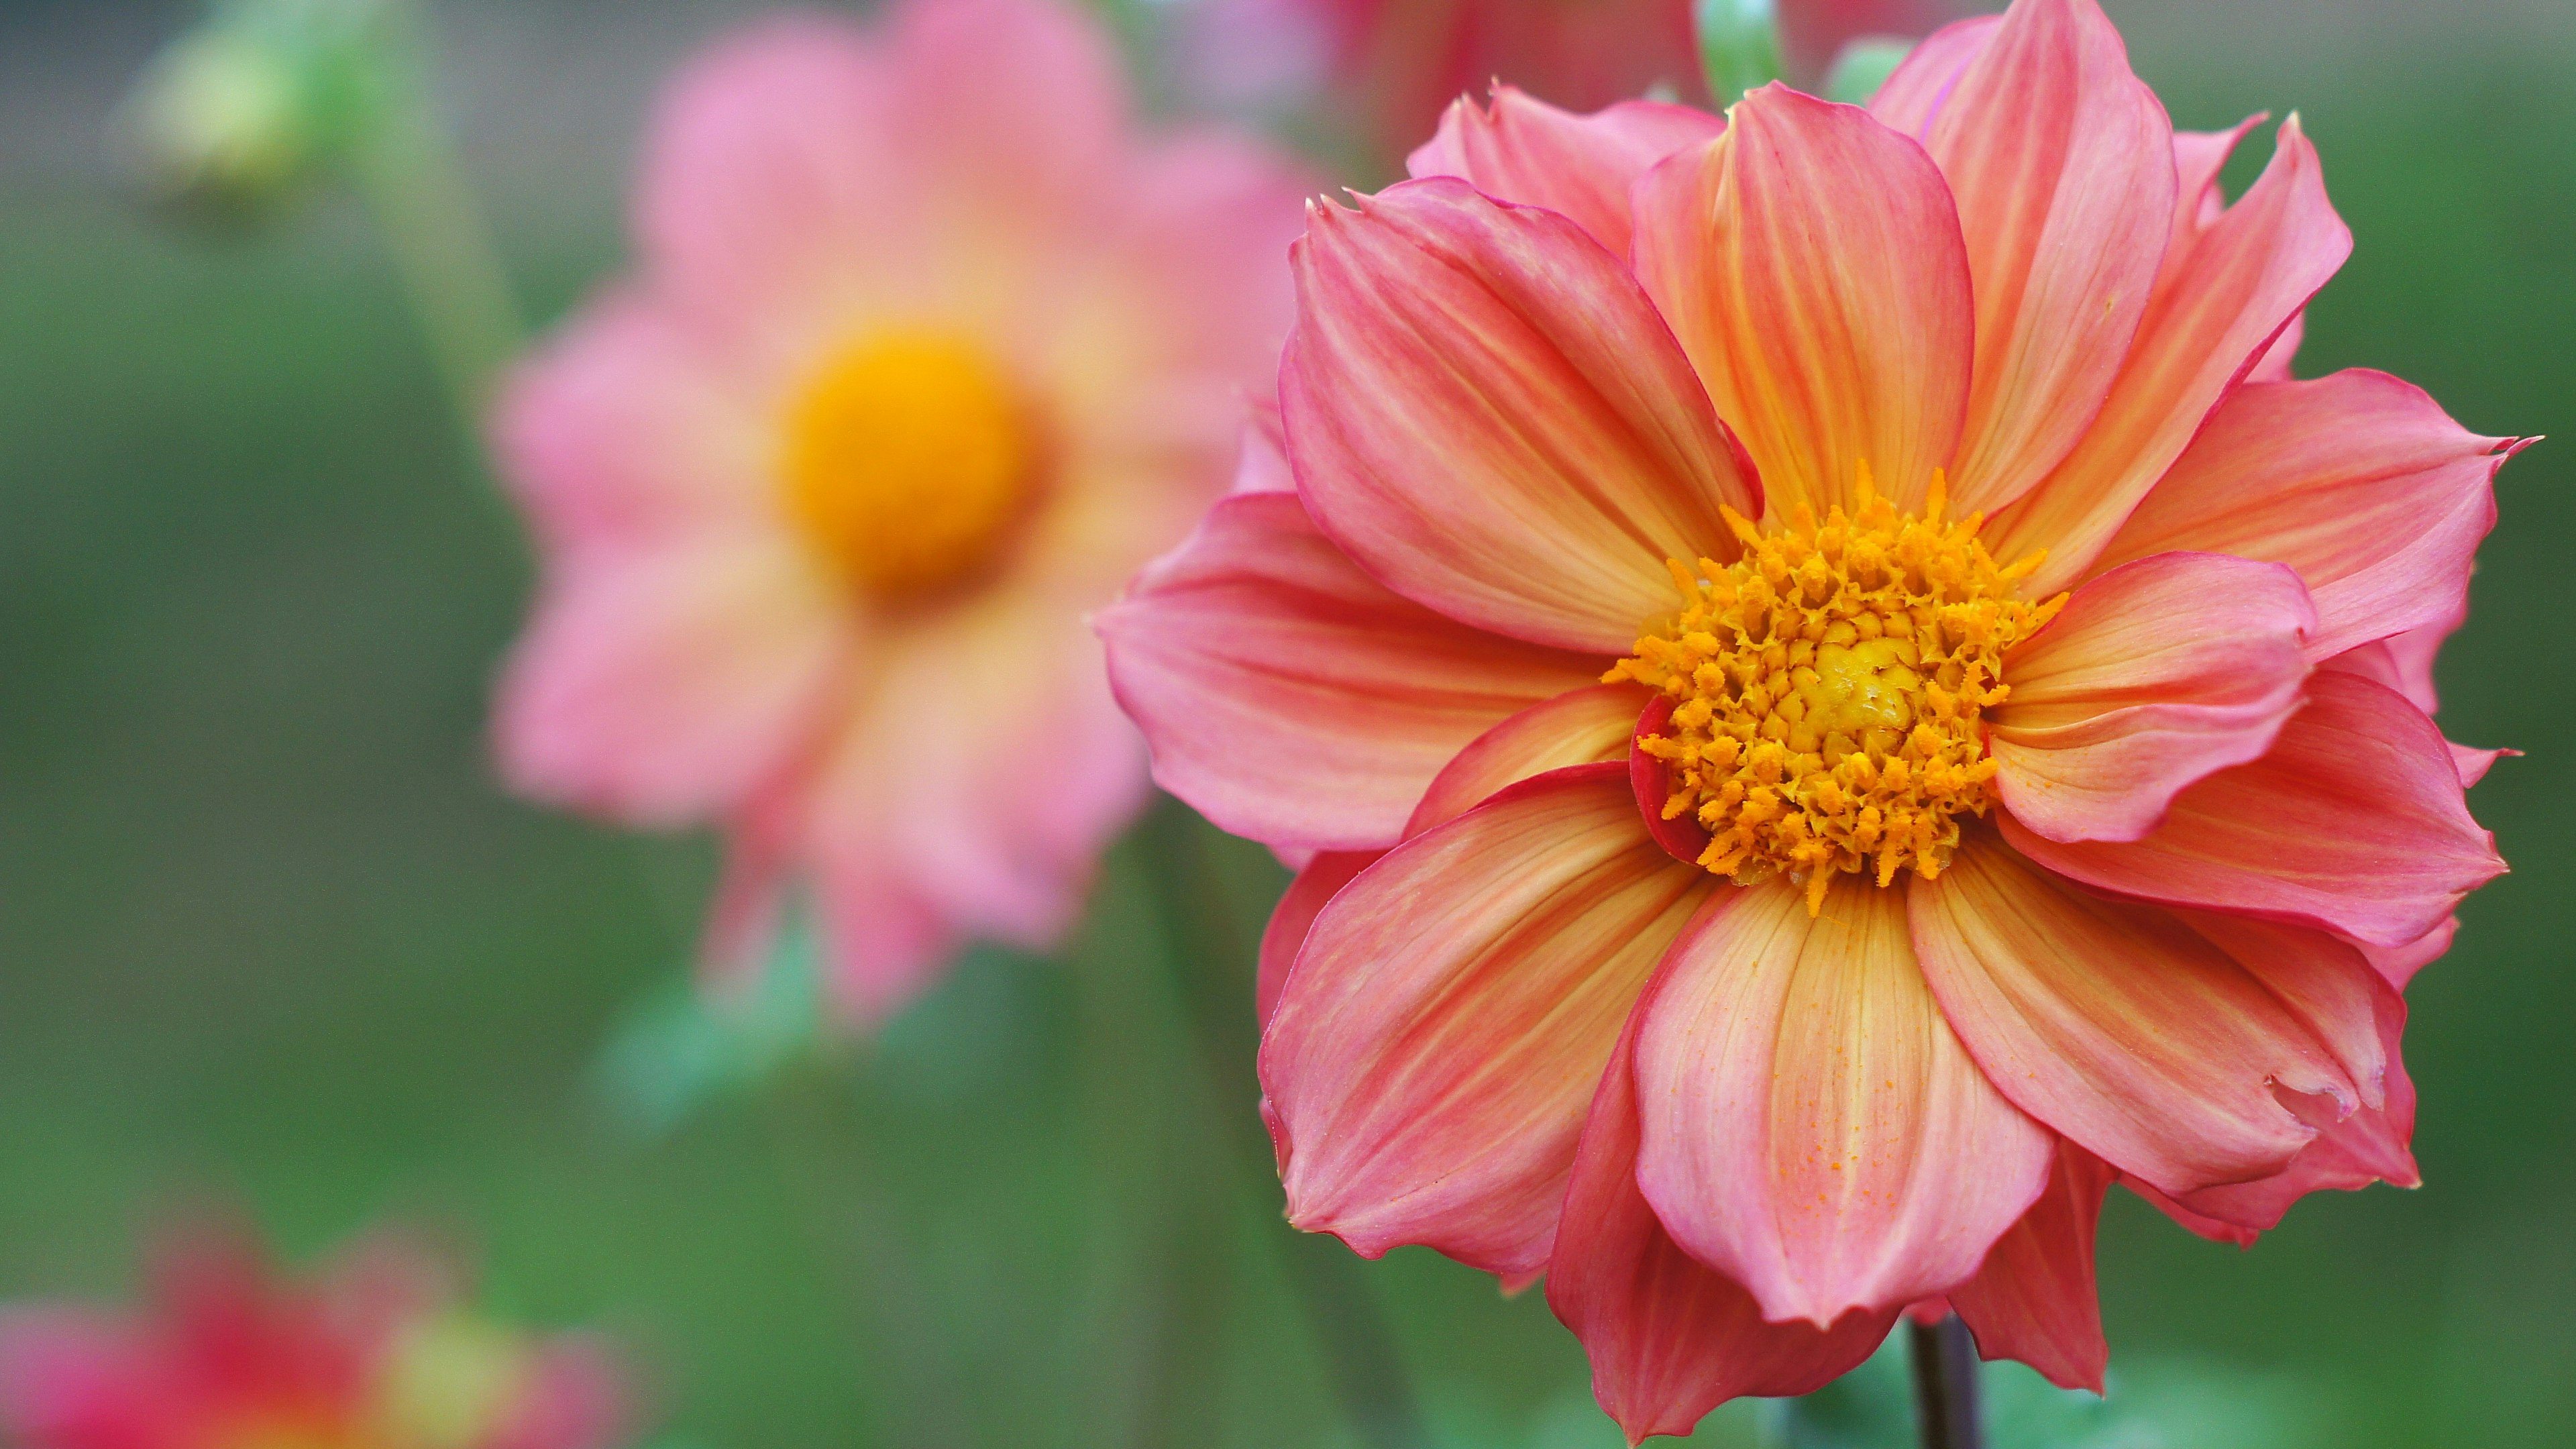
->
xmin=492 ymin=0 xmax=1309 ymax=1022
xmin=0 ymin=1225 xmax=628 ymax=1449
xmin=1100 ymin=0 xmax=2518 ymax=1434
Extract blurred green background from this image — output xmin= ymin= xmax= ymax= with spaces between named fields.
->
xmin=1 ymin=0 xmax=2569 ymax=1444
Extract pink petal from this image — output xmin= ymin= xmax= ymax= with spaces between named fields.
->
xmin=1262 ymin=764 xmax=1711 ymax=1277
xmin=2096 ymin=371 xmax=2523 ymax=661
xmin=1868 ymin=15 xmax=2006 ymax=139
xmin=1909 ymin=837 xmax=2367 ymax=1195
xmin=1949 ymin=1142 xmax=2116 ymax=1393
xmin=1407 ymin=682 xmax=1654 ymax=837
xmin=1548 ymin=998 xmax=1896 ymax=1442
xmin=2249 ymin=311 xmax=2304 ymax=381
xmin=1909 ymin=0 xmax=2177 ymax=515
xmin=1406 ymin=87 xmax=1724 ymax=255
xmin=1988 ymin=551 xmax=2314 ymax=844
xmin=1228 ymin=394 xmax=1295 ymax=495
xmin=496 ymin=541 xmax=851 ymax=828
xmin=1284 ymin=179 xmax=1754 ymax=653
xmin=1256 ymin=851 xmax=1377 ymax=1030
xmin=1096 ymin=491 xmax=1601 ymax=853
xmin=1987 ymin=117 xmax=2352 ymax=593
xmin=1633 ymin=85 xmax=1974 ymax=520
xmin=2363 ymin=916 xmax=2457 ymax=990
xmin=2123 ymin=1175 xmax=2259 ymax=1247
xmin=885 ymin=0 xmax=1130 ymax=226
xmin=1633 ymin=879 xmax=2053 ymax=1326
xmin=2000 ymin=671 xmax=2504 ymax=949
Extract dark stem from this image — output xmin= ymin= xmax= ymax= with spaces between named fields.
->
xmin=1908 ymin=1313 xmax=1983 ymax=1449
xmin=1135 ymin=800 xmax=1437 ymax=1449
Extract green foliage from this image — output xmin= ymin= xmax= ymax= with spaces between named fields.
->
xmin=1696 ymin=0 xmax=1784 ymax=105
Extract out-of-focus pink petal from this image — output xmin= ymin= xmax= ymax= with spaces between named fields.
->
xmin=1256 ymin=851 xmax=1377 ymax=1030
xmin=1633 ymin=880 xmax=2053 ymax=1326
xmin=1909 ymin=839 xmax=2365 ymax=1195
xmin=1407 ymin=682 xmax=1653 ymax=837
xmin=488 ymin=1339 xmax=631 ymax=1449
xmin=1548 ymin=998 xmax=1896 ymax=1442
xmin=1988 ymin=118 xmax=2351 ymax=593
xmin=1284 ymin=179 xmax=1754 ymax=653
xmin=887 ymin=0 xmax=1128 ymax=225
xmin=1263 ymin=764 xmax=1710 ymax=1277
xmin=1633 ymin=85 xmax=1973 ymax=521
xmin=1228 ymin=395 xmax=1295 ymax=494
xmin=1405 ymin=87 xmax=1723 ymax=254
xmin=2001 ymin=672 xmax=2504 ymax=949
xmin=1867 ymin=14 xmax=2005 ymax=138
xmin=1909 ymin=0 xmax=2176 ymax=515
xmin=1780 ymin=0 xmax=1976 ymax=85
xmin=2096 ymin=371 xmax=2522 ymax=660
xmin=1988 ymin=552 xmax=2314 ymax=844
xmin=496 ymin=542 xmax=852 ymax=828
xmin=1948 ymin=1142 xmax=2115 ymax=1392
xmin=1097 ymin=492 xmax=1600 ymax=852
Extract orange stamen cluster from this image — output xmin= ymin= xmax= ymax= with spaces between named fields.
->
xmin=1605 ymin=469 xmax=2064 ymax=914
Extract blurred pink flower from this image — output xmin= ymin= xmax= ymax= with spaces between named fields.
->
xmin=1102 ymin=0 xmax=2517 ymax=1434
xmin=492 ymin=0 xmax=1309 ymax=1023
xmin=1173 ymin=0 xmax=1970 ymax=168
xmin=0 ymin=1225 xmax=627 ymax=1449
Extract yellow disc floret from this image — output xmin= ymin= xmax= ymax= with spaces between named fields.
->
xmin=1605 ymin=468 xmax=2065 ymax=914
xmin=782 ymin=331 xmax=1035 ymax=602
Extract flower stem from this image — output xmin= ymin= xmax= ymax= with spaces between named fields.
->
xmin=1135 ymin=800 xmax=1437 ymax=1449
xmin=1909 ymin=1313 xmax=1983 ymax=1449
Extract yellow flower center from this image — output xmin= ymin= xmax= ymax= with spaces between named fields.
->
xmin=780 ymin=331 xmax=1035 ymax=602
xmin=1607 ymin=470 xmax=2065 ymax=914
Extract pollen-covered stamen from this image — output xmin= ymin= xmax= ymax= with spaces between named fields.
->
xmin=1604 ymin=466 xmax=2066 ymax=914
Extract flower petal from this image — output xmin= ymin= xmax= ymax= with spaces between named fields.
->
xmin=2094 ymin=371 xmax=2522 ymax=660
xmin=1284 ymin=178 xmax=1754 ymax=653
xmin=1988 ymin=552 xmax=2314 ymax=844
xmin=1909 ymin=837 xmax=2365 ymax=1195
xmin=1867 ymin=15 xmax=2006 ymax=140
xmin=1900 ymin=0 xmax=2176 ymax=516
xmin=1632 ymin=85 xmax=1974 ymax=520
xmin=1262 ymin=764 xmax=1711 ymax=1277
xmin=1949 ymin=1142 xmax=2116 ymax=1393
xmin=1987 ymin=117 xmax=2351 ymax=592
xmin=1548 ymin=998 xmax=1896 ymax=1442
xmin=496 ymin=541 xmax=851 ymax=827
xmin=1407 ymin=682 xmax=1655 ymax=837
xmin=1407 ymin=87 xmax=1725 ymax=255
xmin=1096 ymin=491 xmax=1600 ymax=853
xmin=1633 ymin=879 xmax=2053 ymax=1325
xmin=2000 ymin=671 xmax=2504 ymax=949
xmin=1256 ymin=851 xmax=1379 ymax=1030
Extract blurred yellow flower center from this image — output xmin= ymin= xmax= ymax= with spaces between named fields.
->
xmin=1607 ymin=469 xmax=2065 ymax=914
xmin=782 ymin=332 xmax=1033 ymax=601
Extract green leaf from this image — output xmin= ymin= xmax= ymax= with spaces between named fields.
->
xmin=1696 ymin=0 xmax=1784 ymax=105
xmin=1822 ymin=38 xmax=1915 ymax=107
xmin=590 ymin=903 xmax=833 ymax=1138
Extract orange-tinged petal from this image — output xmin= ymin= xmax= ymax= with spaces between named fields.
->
xmin=1632 ymin=879 xmax=2053 ymax=1326
xmin=1407 ymin=682 xmax=1655 ymax=837
xmin=1988 ymin=551 xmax=2314 ymax=844
xmin=1633 ymin=84 xmax=1973 ymax=520
xmin=1284 ymin=179 xmax=1754 ymax=653
xmin=1987 ymin=117 xmax=2351 ymax=592
xmin=1548 ymin=998 xmax=1897 ymax=1443
xmin=1262 ymin=765 xmax=1712 ymax=1277
xmin=1096 ymin=491 xmax=1600 ymax=853
xmin=1407 ymin=87 xmax=1724 ymax=256
xmin=1948 ymin=1142 xmax=2116 ymax=1392
xmin=2000 ymin=672 xmax=2504 ymax=949
xmin=1868 ymin=15 xmax=2006 ymax=140
xmin=1910 ymin=0 xmax=2176 ymax=515
xmin=1909 ymin=838 xmax=2364 ymax=1195
xmin=1256 ymin=851 xmax=1377 ymax=1030
xmin=2094 ymin=371 xmax=2525 ymax=660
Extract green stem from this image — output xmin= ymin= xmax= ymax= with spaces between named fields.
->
xmin=1909 ymin=1313 xmax=1983 ymax=1449
xmin=1136 ymin=800 xmax=1437 ymax=1449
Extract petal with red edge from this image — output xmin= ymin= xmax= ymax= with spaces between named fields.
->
xmin=1950 ymin=1142 xmax=2116 ymax=1393
xmin=1914 ymin=0 xmax=2177 ymax=515
xmin=1909 ymin=837 xmax=2361 ymax=1195
xmin=1285 ymin=179 xmax=1754 ymax=653
xmin=1256 ymin=851 xmax=1378 ymax=1030
xmin=1407 ymin=682 xmax=1654 ymax=837
xmin=1407 ymin=87 xmax=1725 ymax=256
xmin=1549 ymin=993 xmax=1895 ymax=1442
xmin=2362 ymin=916 xmax=2456 ymax=990
xmin=2001 ymin=671 xmax=2504 ymax=949
xmin=1633 ymin=85 xmax=1973 ymax=520
xmin=1097 ymin=491 xmax=1600 ymax=853
xmin=1262 ymin=764 xmax=1711 ymax=1277
xmin=2124 ymin=1175 xmax=2258 ymax=1248
xmin=2096 ymin=371 xmax=2521 ymax=660
xmin=1633 ymin=879 xmax=2053 ymax=1326
xmin=1988 ymin=552 xmax=2314 ymax=845
xmin=1988 ymin=118 xmax=2351 ymax=593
